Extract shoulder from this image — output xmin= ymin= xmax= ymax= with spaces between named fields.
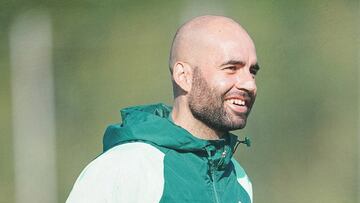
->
xmin=66 ymin=142 xmax=165 ymax=203
xmin=99 ymin=142 xmax=165 ymax=166
xmin=79 ymin=142 xmax=165 ymax=180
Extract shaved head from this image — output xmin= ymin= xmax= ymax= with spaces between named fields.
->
xmin=169 ymin=15 xmax=255 ymax=72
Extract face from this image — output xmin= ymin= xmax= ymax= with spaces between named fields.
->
xmin=187 ymin=33 xmax=259 ymax=132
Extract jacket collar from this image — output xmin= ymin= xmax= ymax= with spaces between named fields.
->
xmin=103 ymin=103 xmax=238 ymax=169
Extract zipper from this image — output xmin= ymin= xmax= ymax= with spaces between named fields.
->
xmin=210 ymin=166 xmax=220 ymax=203
xmin=206 ymin=146 xmax=221 ymax=203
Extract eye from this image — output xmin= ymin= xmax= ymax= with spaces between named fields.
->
xmin=250 ymin=64 xmax=260 ymax=76
xmin=250 ymin=68 xmax=258 ymax=75
xmin=223 ymin=66 xmax=237 ymax=73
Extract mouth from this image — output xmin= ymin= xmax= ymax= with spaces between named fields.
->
xmin=224 ymin=97 xmax=251 ymax=115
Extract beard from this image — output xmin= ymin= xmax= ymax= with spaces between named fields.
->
xmin=188 ymin=67 xmax=249 ymax=132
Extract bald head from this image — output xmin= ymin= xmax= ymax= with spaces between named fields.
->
xmin=169 ymin=15 xmax=255 ymax=72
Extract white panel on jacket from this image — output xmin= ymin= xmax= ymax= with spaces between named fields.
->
xmin=66 ymin=142 xmax=165 ymax=203
xmin=232 ymin=158 xmax=253 ymax=203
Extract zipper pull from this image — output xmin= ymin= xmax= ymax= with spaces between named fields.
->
xmin=221 ymin=149 xmax=227 ymax=158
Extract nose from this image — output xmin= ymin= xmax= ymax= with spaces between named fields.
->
xmin=235 ymin=72 xmax=257 ymax=94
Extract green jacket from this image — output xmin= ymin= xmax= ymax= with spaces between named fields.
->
xmin=67 ymin=103 xmax=252 ymax=203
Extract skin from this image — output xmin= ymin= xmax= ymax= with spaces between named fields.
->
xmin=170 ymin=15 xmax=259 ymax=140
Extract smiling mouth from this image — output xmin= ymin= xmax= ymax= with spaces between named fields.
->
xmin=224 ymin=97 xmax=250 ymax=115
xmin=226 ymin=98 xmax=246 ymax=106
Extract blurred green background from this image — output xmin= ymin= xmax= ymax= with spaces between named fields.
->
xmin=0 ymin=0 xmax=358 ymax=202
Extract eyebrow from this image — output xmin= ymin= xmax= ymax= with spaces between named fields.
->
xmin=220 ymin=59 xmax=260 ymax=71
xmin=220 ymin=60 xmax=246 ymax=66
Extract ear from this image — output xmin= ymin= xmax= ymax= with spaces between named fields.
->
xmin=172 ymin=62 xmax=193 ymax=92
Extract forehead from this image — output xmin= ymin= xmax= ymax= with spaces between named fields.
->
xmin=201 ymin=33 xmax=258 ymax=66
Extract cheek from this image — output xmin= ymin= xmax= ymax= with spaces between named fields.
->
xmin=211 ymin=76 xmax=237 ymax=91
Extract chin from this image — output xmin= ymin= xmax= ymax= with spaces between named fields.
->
xmin=231 ymin=113 xmax=248 ymax=127
xmin=232 ymin=122 xmax=247 ymax=130
xmin=223 ymin=118 xmax=247 ymax=131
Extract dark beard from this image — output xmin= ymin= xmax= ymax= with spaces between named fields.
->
xmin=188 ymin=67 xmax=247 ymax=133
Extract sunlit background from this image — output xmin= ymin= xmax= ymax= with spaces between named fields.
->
xmin=0 ymin=1 xmax=359 ymax=203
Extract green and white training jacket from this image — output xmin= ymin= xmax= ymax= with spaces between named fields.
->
xmin=67 ymin=103 xmax=253 ymax=203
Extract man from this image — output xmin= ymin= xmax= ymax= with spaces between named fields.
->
xmin=67 ymin=15 xmax=259 ymax=203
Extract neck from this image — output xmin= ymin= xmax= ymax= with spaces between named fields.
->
xmin=172 ymin=98 xmax=225 ymax=140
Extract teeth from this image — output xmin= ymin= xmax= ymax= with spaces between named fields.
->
xmin=228 ymin=99 xmax=245 ymax=106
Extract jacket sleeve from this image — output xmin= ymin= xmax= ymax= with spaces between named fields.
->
xmin=66 ymin=143 xmax=165 ymax=203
